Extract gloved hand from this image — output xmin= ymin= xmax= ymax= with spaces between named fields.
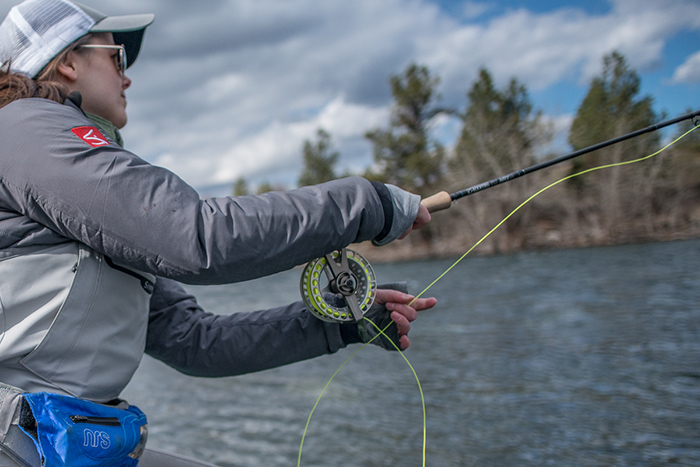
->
xmin=356 ymin=282 xmax=437 ymax=351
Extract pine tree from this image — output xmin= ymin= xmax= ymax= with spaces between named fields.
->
xmin=364 ymin=63 xmax=451 ymax=195
xmin=567 ymin=51 xmax=659 ymax=239
xmin=568 ymin=51 xmax=657 ymax=171
xmin=232 ymin=176 xmax=249 ymax=196
xmin=453 ymin=68 xmax=544 ymax=184
xmin=667 ymin=113 xmax=700 ymax=187
xmin=449 ymin=68 xmax=550 ymax=251
xmin=655 ymin=111 xmax=700 ymax=229
xmin=298 ymin=128 xmax=339 ymax=187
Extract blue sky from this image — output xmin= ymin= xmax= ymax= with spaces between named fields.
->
xmin=429 ymin=0 xmax=698 ymax=119
xmin=2 ymin=0 xmax=698 ymax=192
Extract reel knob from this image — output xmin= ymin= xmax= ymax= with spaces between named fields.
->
xmin=300 ymin=248 xmax=377 ymax=323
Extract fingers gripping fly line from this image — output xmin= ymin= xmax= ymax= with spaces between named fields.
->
xmin=298 ymin=123 xmax=699 ymax=467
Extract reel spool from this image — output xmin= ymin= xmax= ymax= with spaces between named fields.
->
xmin=300 ymin=248 xmax=377 ymax=323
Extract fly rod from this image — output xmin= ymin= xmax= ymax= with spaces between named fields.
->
xmin=422 ymin=109 xmax=700 ymax=213
xmin=299 ymin=109 xmax=700 ymax=324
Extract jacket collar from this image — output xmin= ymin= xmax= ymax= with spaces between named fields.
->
xmin=66 ymin=91 xmax=124 ymax=147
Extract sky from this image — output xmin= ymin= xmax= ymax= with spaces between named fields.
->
xmin=2 ymin=0 xmax=699 ymax=195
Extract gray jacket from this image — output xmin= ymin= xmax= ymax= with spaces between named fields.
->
xmin=0 ymin=96 xmax=409 ymax=402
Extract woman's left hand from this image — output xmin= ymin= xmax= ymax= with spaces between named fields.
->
xmin=375 ymin=288 xmax=437 ymax=350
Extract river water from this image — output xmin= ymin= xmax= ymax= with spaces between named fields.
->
xmin=122 ymin=239 xmax=700 ymax=466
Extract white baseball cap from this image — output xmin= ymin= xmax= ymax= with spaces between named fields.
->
xmin=0 ymin=0 xmax=154 ymax=77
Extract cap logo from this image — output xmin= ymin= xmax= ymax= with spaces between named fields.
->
xmin=72 ymin=126 xmax=110 ymax=147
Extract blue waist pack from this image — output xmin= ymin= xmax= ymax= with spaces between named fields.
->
xmin=19 ymin=392 xmax=148 ymax=467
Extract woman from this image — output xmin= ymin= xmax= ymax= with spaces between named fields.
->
xmin=0 ymin=0 xmax=436 ymax=465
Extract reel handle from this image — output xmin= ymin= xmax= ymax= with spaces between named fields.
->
xmin=421 ymin=191 xmax=452 ymax=213
xmin=300 ymin=248 xmax=377 ymax=323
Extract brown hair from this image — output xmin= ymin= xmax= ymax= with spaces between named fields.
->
xmin=0 ymin=34 xmax=93 ymax=109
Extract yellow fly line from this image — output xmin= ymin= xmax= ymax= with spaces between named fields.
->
xmin=298 ymin=123 xmax=700 ymax=467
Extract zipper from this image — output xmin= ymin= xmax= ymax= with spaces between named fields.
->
xmin=103 ymin=256 xmax=155 ymax=294
xmin=70 ymin=415 xmax=122 ymax=427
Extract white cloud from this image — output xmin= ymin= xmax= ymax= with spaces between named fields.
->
xmin=2 ymin=0 xmax=698 ymax=191
xmin=672 ymin=50 xmax=700 ymax=84
xmin=461 ymin=2 xmax=493 ymax=20
xmin=419 ymin=0 xmax=700 ymax=97
xmin=125 ymin=0 xmax=700 ymax=190
xmin=147 ymin=96 xmax=389 ymax=188
xmin=539 ymin=114 xmax=575 ymax=157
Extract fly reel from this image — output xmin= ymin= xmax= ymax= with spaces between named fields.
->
xmin=300 ymin=248 xmax=377 ymax=323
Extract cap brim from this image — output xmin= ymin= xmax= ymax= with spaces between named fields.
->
xmin=90 ymin=14 xmax=155 ymax=34
xmin=90 ymin=14 xmax=154 ymax=69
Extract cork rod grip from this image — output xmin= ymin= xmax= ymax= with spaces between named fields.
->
xmin=421 ymin=191 xmax=452 ymax=213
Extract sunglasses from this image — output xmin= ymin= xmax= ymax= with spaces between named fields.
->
xmin=79 ymin=44 xmax=127 ymax=75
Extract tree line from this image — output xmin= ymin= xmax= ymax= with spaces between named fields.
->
xmin=234 ymin=52 xmax=700 ymax=261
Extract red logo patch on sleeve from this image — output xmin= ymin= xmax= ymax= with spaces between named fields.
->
xmin=72 ymin=126 xmax=110 ymax=147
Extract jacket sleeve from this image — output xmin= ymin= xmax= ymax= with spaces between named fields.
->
xmin=0 ymin=99 xmax=386 ymax=284
xmin=145 ymin=277 xmax=354 ymax=376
